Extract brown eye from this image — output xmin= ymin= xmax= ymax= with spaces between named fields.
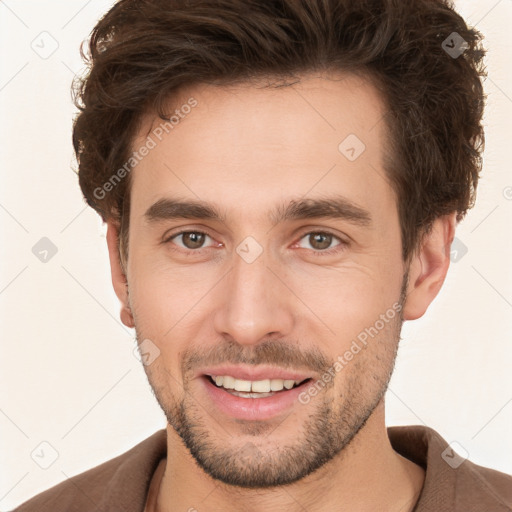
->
xmin=296 ymin=231 xmax=343 ymax=253
xmin=170 ymin=231 xmax=211 ymax=250
xmin=309 ymin=233 xmax=332 ymax=250
xmin=182 ymin=232 xmax=205 ymax=249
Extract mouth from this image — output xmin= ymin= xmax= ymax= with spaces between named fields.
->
xmin=205 ymin=374 xmax=311 ymax=397
xmin=200 ymin=374 xmax=313 ymax=421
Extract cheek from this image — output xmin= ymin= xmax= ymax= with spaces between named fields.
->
xmin=128 ymin=256 xmax=222 ymax=378
xmin=285 ymin=260 xmax=403 ymax=344
xmin=129 ymin=251 xmax=212 ymax=322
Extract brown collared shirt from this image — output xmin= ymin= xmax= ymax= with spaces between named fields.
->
xmin=13 ymin=425 xmax=512 ymax=511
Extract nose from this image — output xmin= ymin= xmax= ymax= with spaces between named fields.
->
xmin=213 ymin=246 xmax=295 ymax=346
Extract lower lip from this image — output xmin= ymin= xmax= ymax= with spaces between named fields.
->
xmin=200 ymin=376 xmax=311 ymax=421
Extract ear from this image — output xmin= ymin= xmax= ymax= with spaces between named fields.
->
xmin=402 ymin=212 xmax=457 ymax=321
xmin=106 ymin=220 xmax=134 ymax=328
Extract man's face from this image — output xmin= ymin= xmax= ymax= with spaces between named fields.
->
xmin=124 ymin=73 xmax=407 ymax=487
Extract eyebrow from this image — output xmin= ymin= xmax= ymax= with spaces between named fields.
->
xmin=144 ymin=195 xmax=372 ymax=227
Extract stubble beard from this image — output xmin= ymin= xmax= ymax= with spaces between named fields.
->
xmin=136 ymin=274 xmax=408 ymax=488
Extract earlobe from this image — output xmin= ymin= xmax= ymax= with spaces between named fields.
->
xmin=106 ymin=220 xmax=134 ymax=328
xmin=120 ymin=307 xmax=135 ymax=329
xmin=402 ymin=213 xmax=457 ymax=321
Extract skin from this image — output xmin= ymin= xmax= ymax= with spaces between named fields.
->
xmin=106 ymin=72 xmax=456 ymax=512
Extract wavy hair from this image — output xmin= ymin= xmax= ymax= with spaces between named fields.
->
xmin=72 ymin=0 xmax=486 ymax=266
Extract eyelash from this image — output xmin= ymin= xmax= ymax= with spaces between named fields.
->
xmin=163 ymin=229 xmax=348 ymax=257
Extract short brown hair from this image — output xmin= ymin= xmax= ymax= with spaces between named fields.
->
xmin=72 ymin=0 xmax=486 ymax=267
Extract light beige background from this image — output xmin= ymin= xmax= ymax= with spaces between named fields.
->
xmin=1 ymin=0 xmax=511 ymax=509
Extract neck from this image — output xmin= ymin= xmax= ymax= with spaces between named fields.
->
xmin=154 ymin=401 xmax=425 ymax=512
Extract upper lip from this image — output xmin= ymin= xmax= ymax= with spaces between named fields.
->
xmin=197 ymin=364 xmax=313 ymax=382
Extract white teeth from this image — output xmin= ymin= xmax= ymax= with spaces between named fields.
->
xmin=283 ymin=380 xmax=296 ymax=390
xmin=210 ymin=375 xmax=305 ymax=393
xmin=270 ymin=379 xmax=284 ymax=391
xmin=222 ymin=375 xmax=236 ymax=389
xmin=233 ymin=379 xmax=252 ymax=392
xmin=251 ymin=379 xmax=271 ymax=393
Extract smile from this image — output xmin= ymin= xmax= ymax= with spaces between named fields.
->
xmin=201 ymin=374 xmax=313 ymax=420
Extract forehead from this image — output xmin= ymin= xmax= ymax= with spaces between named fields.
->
xmin=129 ymin=72 xmax=394 ymax=223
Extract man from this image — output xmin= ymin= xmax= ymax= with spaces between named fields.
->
xmin=13 ymin=0 xmax=512 ymax=511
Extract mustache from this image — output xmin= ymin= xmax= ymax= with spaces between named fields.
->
xmin=180 ymin=338 xmax=332 ymax=377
